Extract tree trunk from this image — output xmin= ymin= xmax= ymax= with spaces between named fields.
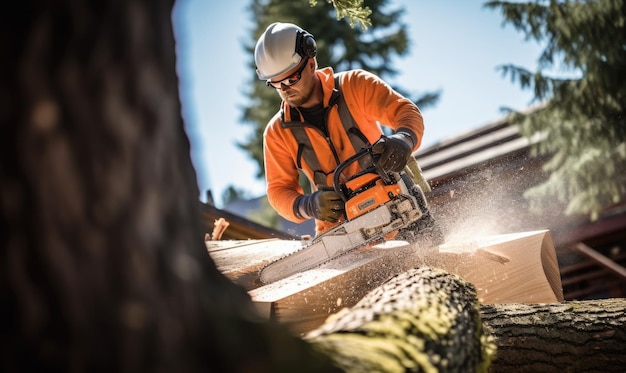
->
xmin=0 ymin=1 xmax=337 ymax=372
xmin=482 ymin=299 xmax=626 ymax=373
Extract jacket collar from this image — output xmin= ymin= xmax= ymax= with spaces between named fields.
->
xmin=280 ymin=67 xmax=339 ymax=125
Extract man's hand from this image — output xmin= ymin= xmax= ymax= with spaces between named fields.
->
xmin=372 ymin=133 xmax=413 ymax=172
xmin=297 ymin=187 xmax=345 ymax=223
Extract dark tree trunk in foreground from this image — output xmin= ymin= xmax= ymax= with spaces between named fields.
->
xmin=483 ymin=299 xmax=626 ymax=373
xmin=0 ymin=1 xmax=336 ymax=372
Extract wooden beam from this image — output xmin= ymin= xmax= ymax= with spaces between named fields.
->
xmin=575 ymin=243 xmax=626 ymax=279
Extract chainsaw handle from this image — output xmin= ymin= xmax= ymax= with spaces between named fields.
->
xmin=333 ymin=146 xmax=393 ymax=202
xmin=333 ymin=147 xmax=371 ymax=201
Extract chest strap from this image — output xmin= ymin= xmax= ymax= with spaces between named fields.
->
xmin=287 ymin=74 xmax=373 ymax=186
xmin=290 ymin=127 xmax=327 ymax=185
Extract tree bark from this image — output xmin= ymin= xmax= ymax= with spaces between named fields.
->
xmin=0 ymin=1 xmax=337 ymax=372
xmin=482 ymin=299 xmax=626 ymax=373
xmin=306 ymin=267 xmax=495 ymax=373
xmin=303 ymin=268 xmax=626 ymax=373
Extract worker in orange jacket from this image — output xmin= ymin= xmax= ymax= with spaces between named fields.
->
xmin=255 ymin=22 xmax=429 ymax=236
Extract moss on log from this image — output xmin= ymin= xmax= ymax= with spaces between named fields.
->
xmin=306 ymin=267 xmax=496 ymax=373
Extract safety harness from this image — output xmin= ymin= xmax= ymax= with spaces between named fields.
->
xmin=281 ymin=73 xmax=374 ymax=186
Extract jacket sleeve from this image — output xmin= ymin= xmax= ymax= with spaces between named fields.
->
xmin=342 ymin=70 xmax=424 ymax=151
xmin=263 ymin=116 xmax=308 ymax=223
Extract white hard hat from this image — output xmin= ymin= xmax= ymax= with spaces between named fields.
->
xmin=255 ymin=22 xmax=317 ymax=80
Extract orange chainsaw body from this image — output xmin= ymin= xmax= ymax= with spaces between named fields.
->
xmin=343 ymin=172 xmax=402 ymax=220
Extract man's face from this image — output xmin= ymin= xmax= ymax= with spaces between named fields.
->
xmin=267 ymin=58 xmax=316 ymax=108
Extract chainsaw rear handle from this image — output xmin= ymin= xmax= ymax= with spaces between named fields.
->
xmin=332 ymin=146 xmax=394 ymax=202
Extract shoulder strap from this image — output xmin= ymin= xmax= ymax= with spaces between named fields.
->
xmin=289 ymin=127 xmax=327 ymax=186
xmin=282 ymin=73 xmax=374 ymax=186
xmin=332 ymin=73 xmax=373 ymax=170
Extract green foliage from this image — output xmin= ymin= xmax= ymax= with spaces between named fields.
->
xmin=247 ymin=196 xmax=282 ymax=229
xmin=221 ymin=187 xmax=283 ymax=230
xmin=221 ymin=185 xmax=250 ymax=206
xmin=310 ymin=0 xmax=372 ymax=30
xmin=239 ymin=0 xmax=440 ymax=181
xmin=486 ymin=0 xmax=626 ymax=220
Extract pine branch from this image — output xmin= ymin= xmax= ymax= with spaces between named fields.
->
xmin=309 ymin=0 xmax=372 ymax=30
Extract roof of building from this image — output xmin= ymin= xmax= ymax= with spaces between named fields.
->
xmin=199 ymin=202 xmax=298 ymax=241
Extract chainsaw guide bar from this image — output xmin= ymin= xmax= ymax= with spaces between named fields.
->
xmin=259 ymin=196 xmax=422 ymax=284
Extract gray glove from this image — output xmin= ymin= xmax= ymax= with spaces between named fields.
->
xmin=372 ymin=132 xmax=414 ymax=172
xmin=296 ymin=187 xmax=345 ymax=223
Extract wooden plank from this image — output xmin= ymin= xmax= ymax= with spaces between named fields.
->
xmin=206 ymin=239 xmax=304 ymax=290
xmin=208 ymin=230 xmax=563 ymax=335
xmin=249 ymin=240 xmax=427 ymax=334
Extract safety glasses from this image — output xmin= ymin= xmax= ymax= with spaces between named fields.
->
xmin=266 ymin=58 xmax=309 ymax=88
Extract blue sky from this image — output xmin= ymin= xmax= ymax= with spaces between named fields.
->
xmin=173 ymin=0 xmax=543 ymax=207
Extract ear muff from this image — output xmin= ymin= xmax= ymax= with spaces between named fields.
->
xmin=295 ymin=30 xmax=317 ymax=59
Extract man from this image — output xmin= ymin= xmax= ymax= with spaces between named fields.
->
xmin=255 ymin=22 xmax=436 ymax=238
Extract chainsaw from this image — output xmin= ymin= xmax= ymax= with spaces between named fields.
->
xmin=259 ymin=146 xmax=434 ymax=284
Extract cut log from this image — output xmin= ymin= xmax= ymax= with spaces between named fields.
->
xmin=434 ymin=230 xmax=563 ymax=304
xmin=482 ymin=299 xmax=626 ymax=372
xmin=208 ymin=230 xmax=563 ymax=335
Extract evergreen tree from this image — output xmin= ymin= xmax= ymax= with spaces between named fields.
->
xmin=221 ymin=185 xmax=251 ymax=206
xmin=239 ymin=0 xmax=439 ymax=180
xmin=486 ymin=0 xmax=626 ymax=220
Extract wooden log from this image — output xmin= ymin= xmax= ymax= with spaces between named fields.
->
xmin=482 ymin=299 xmax=626 ymax=372
xmin=305 ymin=266 xmax=496 ymax=373
xmin=304 ymin=270 xmax=625 ymax=373
xmin=209 ymin=230 xmax=563 ymax=335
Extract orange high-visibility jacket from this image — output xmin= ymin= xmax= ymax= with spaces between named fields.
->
xmin=263 ymin=67 xmax=424 ymax=235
